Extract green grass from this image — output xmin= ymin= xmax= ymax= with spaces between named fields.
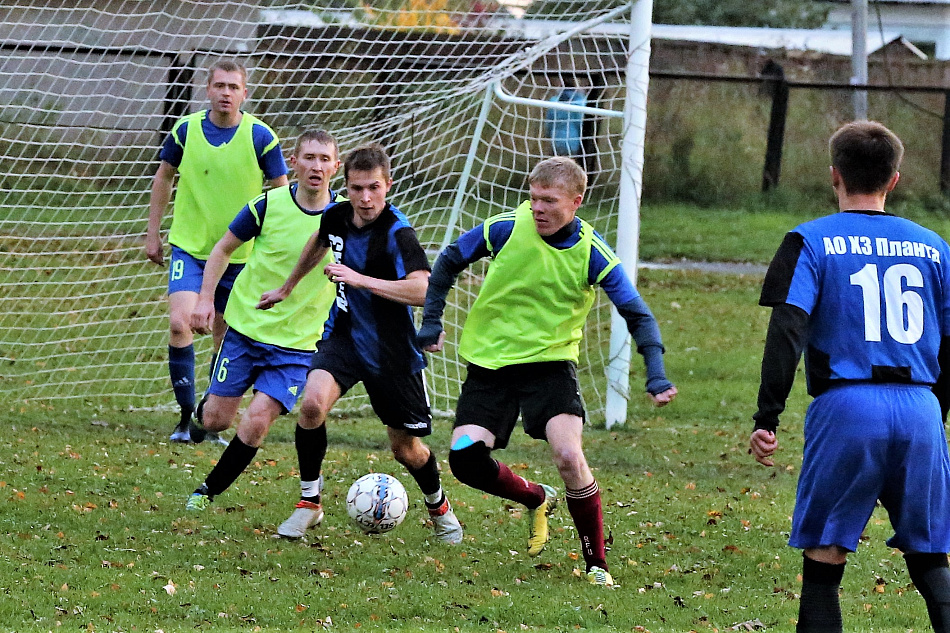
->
xmin=0 ymin=269 xmax=934 ymax=632
xmin=640 ymin=198 xmax=950 ymax=264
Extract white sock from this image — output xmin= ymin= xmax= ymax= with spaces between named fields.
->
xmin=424 ymin=487 xmax=444 ymax=506
xmin=300 ymin=475 xmax=323 ymax=499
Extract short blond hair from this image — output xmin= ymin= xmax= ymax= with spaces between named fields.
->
xmin=529 ymin=157 xmax=587 ymax=197
xmin=206 ymin=58 xmax=247 ymax=85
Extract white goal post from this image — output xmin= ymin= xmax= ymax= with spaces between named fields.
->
xmin=0 ymin=0 xmax=653 ymax=426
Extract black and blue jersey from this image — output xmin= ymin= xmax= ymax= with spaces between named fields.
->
xmin=317 ymin=201 xmax=430 ymax=376
xmin=755 ymin=210 xmax=950 ymax=430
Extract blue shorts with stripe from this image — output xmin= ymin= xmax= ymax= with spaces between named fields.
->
xmin=208 ymin=328 xmax=312 ymax=414
xmin=790 ymin=382 xmax=950 ymax=553
xmin=167 ymin=245 xmax=243 ymax=313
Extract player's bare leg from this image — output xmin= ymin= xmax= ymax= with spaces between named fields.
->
xmin=168 ymin=291 xmax=198 ymax=441
xmin=187 ymin=393 xmax=281 ymax=512
xmin=278 ymin=370 xmax=340 ymax=538
xmin=797 ymin=546 xmax=847 ymax=632
xmin=389 ymin=428 xmax=462 ymax=544
xmin=547 ymin=414 xmax=611 ymax=585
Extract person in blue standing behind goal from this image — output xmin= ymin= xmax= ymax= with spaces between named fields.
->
xmin=545 ymin=79 xmax=586 ymax=165
xmin=750 ymin=120 xmax=950 ymax=633
xmin=183 ymin=130 xmax=340 ymax=521
xmin=145 ymin=58 xmax=288 ymax=444
xmin=417 ymin=156 xmax=677 ymax=587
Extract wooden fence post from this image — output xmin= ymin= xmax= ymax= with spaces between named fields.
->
xmin=761 ymin=61 xmax=789 ymax=192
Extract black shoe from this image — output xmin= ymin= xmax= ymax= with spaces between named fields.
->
xmin=169 ymin=415 xmax=191 ymax=443
xmin=189 ymin=395 xmax=208 ymax=443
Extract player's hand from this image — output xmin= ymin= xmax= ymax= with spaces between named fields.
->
xmin=749 ymin=429 xmax=778 ymax=467
xmin=191 ymin=298 xmax=215 ymax=335
xmin=145 ymin=233 xmax=164 ymax=266
xmin=417 ymin=322 xmax=446 ymax=352
xmin=649 ymin=385 xmax=677 ymax=407
xmin=324 ymin=263 xmax=363 ymax=288
xmin=257 ymin=287 xmax=288 ymax=310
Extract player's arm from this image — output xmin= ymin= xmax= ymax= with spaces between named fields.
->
xmin=191 ymin=231 xmax=245 ymax=334
xmin=751 ymin=231 xmax=810 ymax=466
xmin=750 ymin=303 xmax=807 ymax=466
xmin=933 ymin=337 xmax=950 ymax=422
xmin=326 ymin=265 xmax=429 ymax=306
xmin=255 ymin=123 xmax=289 ymax=190
xmin=596 ymin=259 xmax=676 ymax=406
xmin=258 ymin=230 xmax=329 ymax=310
xmin=145 ymin=160 xmax=177 ymax=266
xmin=324 ymin=225 xmax=431 ymax=306
xmin=417 ymin=221 xmax=499 ymax=351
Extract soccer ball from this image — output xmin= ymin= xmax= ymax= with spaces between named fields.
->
xmin=345 ymin=473 xmax=409 ymax=534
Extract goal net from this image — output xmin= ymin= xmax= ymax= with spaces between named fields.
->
xmin=0 ymin=0 xmax=646 ymax=422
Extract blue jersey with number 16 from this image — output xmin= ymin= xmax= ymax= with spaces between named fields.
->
xmin=761 ymin=210 xmax=950 ymax=396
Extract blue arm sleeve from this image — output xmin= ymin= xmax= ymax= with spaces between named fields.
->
xmin=615 ymin=295 xmax=672 ymax=395
xmin=253 ymin=124 xmax=288 ymax=180
xmin=228 ymin=197 xmax=266 ymax=242
xmin=157 ymin=123 xmax=186 ymax=167
xmin=599 ymin=259 xmax=671 ymax=395
xmin=417 ymin=241 xmax=471 ymax=348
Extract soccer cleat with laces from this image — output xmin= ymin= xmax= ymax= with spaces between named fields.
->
xmin=427 ymin=497 xmax=463 ymax=544
xmin=277 ymin=500 xmax=324 ymax=538
xmin=527 ymin=484 xmax=558 ymax=557
xmin=586 ymin=566 xmax=614 ymax=587
xmin=186 ymin=492 xmax=211 ymax=512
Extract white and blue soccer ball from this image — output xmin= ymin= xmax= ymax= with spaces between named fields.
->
xmin=345 ymin=473 xmax=409 ymax=534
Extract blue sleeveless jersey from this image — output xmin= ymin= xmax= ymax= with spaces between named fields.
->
xmin=761 ymin=211 xmax=950 ymax=395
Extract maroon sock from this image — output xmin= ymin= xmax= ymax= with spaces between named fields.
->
xmin=490 ymin=461 xmax=545 ymax=508
xmin=566 ymin=480 xmax=607 ymax=571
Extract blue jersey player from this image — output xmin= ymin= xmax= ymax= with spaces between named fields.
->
xmin=259 ymin=143 xmax=463 ymax=544
xmin=751 ymin=121 xmax=950 ymax=633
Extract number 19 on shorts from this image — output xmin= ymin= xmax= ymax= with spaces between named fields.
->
xmin=850 ymin=263 xmax=924 ymax=344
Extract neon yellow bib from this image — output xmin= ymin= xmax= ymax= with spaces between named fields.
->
xmin=225 ymin=186 xmax=336 ymax=350
xmin=459 ymin=201 xmax=596 ymax=368
xmin=169 ymin=110 xmax=268 ymax=263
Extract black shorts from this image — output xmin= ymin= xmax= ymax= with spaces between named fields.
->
xmin=454 ymin=361 xmax=585 ymax=449
xmin=309 ymin=336 xmax=432 ymax=437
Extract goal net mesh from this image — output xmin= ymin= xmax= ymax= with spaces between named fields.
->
xmin=0 ymin=0 xmax=641 ymax=421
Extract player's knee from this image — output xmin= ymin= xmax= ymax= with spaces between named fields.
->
xmin=389 ymin=438 xmax=421 ymax=467
xmin=201 ymin=402 xmax=232 ymax=432
xmin=299 ymin=394 xmax=330 ymax=425
xmin=168 ymin=314 xmax=191 ymax=338
xmin=549 ymin=440 xmax=586 ymax=472
xmin=449 ymin=441 xmax=497 ymax=490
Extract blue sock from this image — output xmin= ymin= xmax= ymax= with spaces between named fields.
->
xmin=168 ymin=344 xmax=196 ymax=417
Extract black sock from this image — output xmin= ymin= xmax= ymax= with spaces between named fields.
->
xmin=202 ymin=436 xmax=259 ymax=498
xmin=797 ymin=553 xmax=845 ymax=633
xmin=296 ymin=424 xmax=327 ymax=502
xmin=407 ymin=451 xmax=442 ymax=500
xmin=906 ymin=553 xmax=950 ymax=633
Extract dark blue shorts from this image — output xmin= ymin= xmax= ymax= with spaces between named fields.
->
xmin=454 ymin=361 xmax=586 ymax=449
xmin=309 ymin=336 xmax=432 ymax=437
xmin=208 ymin=328 xmax=311 ymax=414
xmin=168 ymin=245 xmax=243 ymax=313
xmin=790 ymin=383 xmax=950 ymax=553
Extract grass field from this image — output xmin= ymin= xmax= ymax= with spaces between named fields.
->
xmin=1 ymin=259 xmax=937 ymax=632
